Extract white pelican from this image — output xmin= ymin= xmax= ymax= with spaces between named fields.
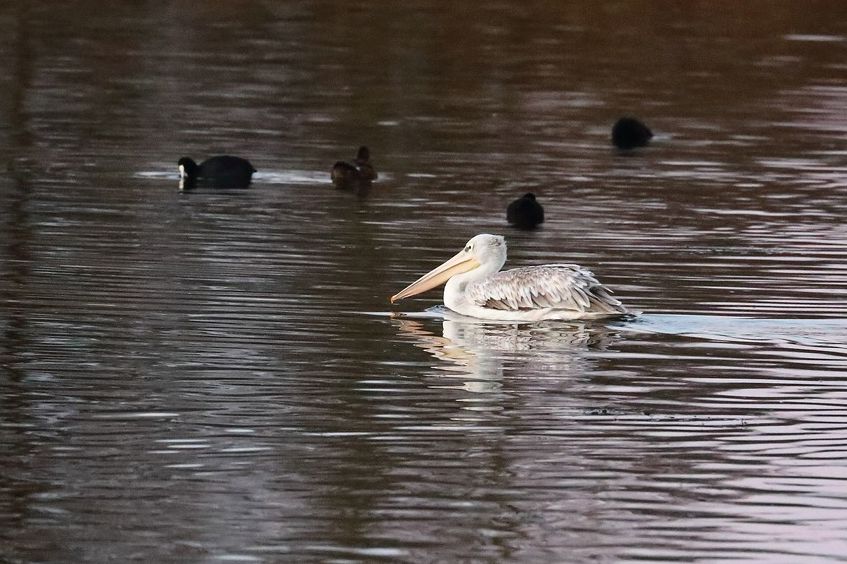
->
xmin=390 ymin=234 xmax=628 ymax=321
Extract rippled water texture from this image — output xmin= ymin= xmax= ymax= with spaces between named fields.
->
xmin=3 ymin=2 xmax=847 ymax=562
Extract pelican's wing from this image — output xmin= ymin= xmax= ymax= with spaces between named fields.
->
xmin=466 ymin=265 xmax=626 ymax=314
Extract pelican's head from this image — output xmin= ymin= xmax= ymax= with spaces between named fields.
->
xmin=390 ymin=234 xmax=507 ymax=303
xmin=465 ymin=233 xmax=507 ymax=265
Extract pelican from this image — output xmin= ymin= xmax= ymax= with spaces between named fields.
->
xmin=390 ymin=234 xmax=628 ymax=321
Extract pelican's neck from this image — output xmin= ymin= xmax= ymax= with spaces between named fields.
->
xmin=443 ymin=250 xmax=506 ymax=307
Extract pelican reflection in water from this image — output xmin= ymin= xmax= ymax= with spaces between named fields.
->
xmin=391 ymin=234 xmax=628 ymax=321
xmin=394 ymin=316 xmax=619 ymax=391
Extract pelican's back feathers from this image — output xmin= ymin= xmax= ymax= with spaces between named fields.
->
xmin=465 ymin=264 xmax=626 ymax=315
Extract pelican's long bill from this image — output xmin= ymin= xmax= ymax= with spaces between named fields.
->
xmin=390 ymin=249 xmax=480 ymax=303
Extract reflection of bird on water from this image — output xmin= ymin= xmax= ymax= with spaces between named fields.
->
xmin=611 ymin=117 xmax=653 ymax=149
xmin=396 ymin=318 xmax=503 ymax=394
xmin=391 ymin=234 xmax=628 ymax=322
xmin=331 ymin=146 xmax=377 ymax=190
xmin=507 ymin=193 xmax=544 ymax=230
xmin=394 ymin=317 xmax=618 ymax=389
xmin=178 ymin=156 xmax=256 ymax=189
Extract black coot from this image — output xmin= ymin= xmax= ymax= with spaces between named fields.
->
xmin=178 ymin=156 xmax=256 ymax=188
xmin=507 ymin=193 xmax=545 ymax=230
xmin=611 ymin=117 xmax=653 ymax=150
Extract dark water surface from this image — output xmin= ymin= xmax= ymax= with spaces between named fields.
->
xmin=3 ymin=1 xmax=847 ymax=562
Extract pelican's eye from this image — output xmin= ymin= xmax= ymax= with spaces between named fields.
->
xmin=465 ymin=245 xmax=472 ymax=252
